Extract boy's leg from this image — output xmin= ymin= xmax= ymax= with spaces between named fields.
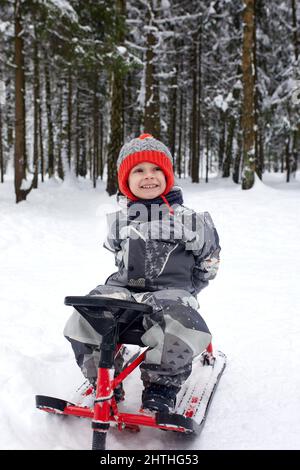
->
xmin=64 ymin=338 xmax=100 ymax=385
xmin=132 ymin=289 xmax=211 ymax=389
xmin=63 ymin=285 xmax=134 ymax=383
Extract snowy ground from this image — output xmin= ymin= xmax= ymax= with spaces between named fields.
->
xmin=0 ymin=172 xmax=299 ymax=450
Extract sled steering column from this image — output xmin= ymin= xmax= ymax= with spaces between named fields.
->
xmin=64 ymin=295 xmax=152 ymax=450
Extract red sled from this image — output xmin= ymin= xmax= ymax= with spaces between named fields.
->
xmin=36 ymin=296 xmax=226 ymax=450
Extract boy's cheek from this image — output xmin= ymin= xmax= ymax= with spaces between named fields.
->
xmin=129 ymin=175 xmax=140 ymax=187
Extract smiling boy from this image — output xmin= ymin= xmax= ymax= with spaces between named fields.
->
xmin=64 ymin=134 xmax=221 ymax=413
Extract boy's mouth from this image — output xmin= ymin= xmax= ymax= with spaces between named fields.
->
xmin=140 ymin=184 xmax=159 ymax=189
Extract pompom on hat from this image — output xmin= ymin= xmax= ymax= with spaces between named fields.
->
xmin=117 ymin=133 xmax=175 ymax=202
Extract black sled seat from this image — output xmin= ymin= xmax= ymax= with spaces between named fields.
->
xmin=64 ymin=295 xmax=153 ymax=346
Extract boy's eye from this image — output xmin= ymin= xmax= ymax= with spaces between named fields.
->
xmin=133 ymin=167 xmax=161 ymax=173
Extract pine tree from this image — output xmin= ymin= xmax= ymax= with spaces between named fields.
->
xmin=107 ymin=0 xmax=128 ymax=195
xmin=241 ymin=0 xmax=256 ymax=190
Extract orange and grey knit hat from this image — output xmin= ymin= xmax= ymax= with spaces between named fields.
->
xmin=117 ymin=133 xmax=174 ymax=202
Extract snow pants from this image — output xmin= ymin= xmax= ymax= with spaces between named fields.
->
xmin=63 ymin=284 xmax=211 ymax=388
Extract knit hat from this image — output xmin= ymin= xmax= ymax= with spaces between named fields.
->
xmin=117 ymin=133 xmax=174 ymax=202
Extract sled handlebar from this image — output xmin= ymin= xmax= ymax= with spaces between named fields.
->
xmin=64 ymin=295 xmax=153 ymax=361
xmin=64 ymin=296 xmax=153 ymax=314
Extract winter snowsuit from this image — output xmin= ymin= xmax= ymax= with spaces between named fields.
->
xmin=63 ymin=186 xmax=221 ymax=387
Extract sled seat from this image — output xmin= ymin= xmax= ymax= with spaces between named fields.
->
xmin=64 ymin=296 xmax=153 ymax=346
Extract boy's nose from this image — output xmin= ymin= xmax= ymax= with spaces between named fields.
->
xmin=147 ymin=168 xmax=158 ymax=176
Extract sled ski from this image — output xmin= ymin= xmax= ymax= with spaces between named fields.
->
xmin=157 ymin=349 xmax=226 ymax=434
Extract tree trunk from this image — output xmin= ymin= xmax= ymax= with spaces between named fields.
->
xmin=92 ymin=75 xmax=99 ymax=188
xmin=233 ymin=128 xmax=242 ymax=184
xmin=67 ymin=68 xmax=72 ymax=170
xmin=75 ymin=85 xmax=80 ymax=177
xmin=0 ymin=101 xmax=3 ymax=183
xmin=168 ymin=62 xmax=178 ymax=161
xmin=45 ymin=60 xmax=54 ymax=177
xmin=218 ymin=111 xmax=226 ymax=173
xmin=107 ymin=70 xmax=123 ymax=195
xmin=233 ymin=91 xmax=243 ymax=185
xmin=253 ymin=0 xmax=260 ymax=179
xmin=80 ymin=131 xmax=87 ymax=178
xmin=291 ymin=0 xmax=299 ymax=61
xmin=144 ymin=1 xmax=161 ymax=138
xmin=280 ymin=150 xmax=284 ymax=173
xmin=88 ymin=125 xmax=92 ymax=179
xmin=57 ymin=79 xmax=64 ymax=180
xmin=32 ymin=20 xmax=39 ymax=189
xmin=241 ymin=0 xmax=256 ymax=190
xmin=39 ymin=85 xmax=44 ymax=183
xmin=291 ymin=128 xmax=298 ymax=174
xmin=197 ymin=25 xmax=202 ymax=180
xmin=5 ymin=77 xmax=14 ymax=152
xmin=191 ymin=29 xmax=200 ymax=183
xmin=177 ymin=89 xmax=184 ymax=178
xmin=258 ymin=128 xmax=264 ymax=177
xmin=224 ymin=58 xmax=240 ymax=182
xmin=99 ymin=113 xmax=104 ymax=179
xmin=124 ymin=72 xmax=132 ymax=139
xmin=14 ymin=1 xmax=28 ymax=203
xmin=106 ymin=0 xmax=126 ymax=195
xmin=0 ymin=69 xmax=3 ymax=183
xmin=183 ymin=95 xmax=187 ymax=178
xmin=205 ymin=120 xmax=209 ymax=183
xmin=223 ymin=114 xmax=236 ymax=177
xmin=285 ymin=135 xmax=291 ymax=182
xmin=291 ymin=0 xmax=299 ymax=176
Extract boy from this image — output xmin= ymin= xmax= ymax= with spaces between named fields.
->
xmin=64 ymin=133 xmax=221 ymax=413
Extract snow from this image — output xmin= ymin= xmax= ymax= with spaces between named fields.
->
xmin=0 ymin=81 xmax=5 ymax=106
xmin=117 ymin=46 xmax=127 ymax=55
xmin=45 ymin=0 xmax=78 ymax=22
xmin=160 ymin=0 xmax=171 ymax=9
xmin=0 ymin=172 xmax=300 ymax=450
xmin=214 ymin=94 xmax=228 ymax=112
xmin=0 ymin=21 xmax=9 ymax=34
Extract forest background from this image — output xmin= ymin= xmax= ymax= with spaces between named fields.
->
xmin=0 ymin=1 xmax=300 ymax=450
xmin=0 ymin=0 xmax=299 ymax=203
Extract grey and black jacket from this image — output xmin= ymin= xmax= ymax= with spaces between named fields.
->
xmin=103 ymin=186 xmax=221 ymax=297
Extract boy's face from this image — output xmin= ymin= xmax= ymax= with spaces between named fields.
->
xmin=128 ymin=162 xmax=166 ymax=199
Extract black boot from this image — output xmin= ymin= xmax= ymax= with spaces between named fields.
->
xmin=113 ymin=383 xmax=125 ymax=402
xmin=142 ymin=383 xmax=180 ymax=413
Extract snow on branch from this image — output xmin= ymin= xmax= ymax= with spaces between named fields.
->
xmin=153 ymin=11 xmax=203 ymax=25
xmin=125 ymin=40 xmax=146 ymax=53
xmin=42 ymin=0 xmax=78 ymax=23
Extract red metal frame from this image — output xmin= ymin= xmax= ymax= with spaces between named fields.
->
xmin=55 ymin=343 xmax=213 ymax=433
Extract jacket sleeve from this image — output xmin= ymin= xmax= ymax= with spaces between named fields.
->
xmin=185 ymin=211 xmax=221 ymax=294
